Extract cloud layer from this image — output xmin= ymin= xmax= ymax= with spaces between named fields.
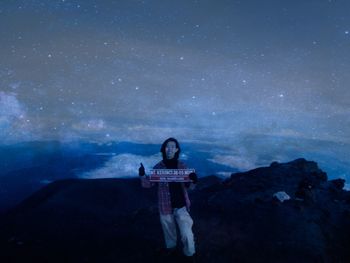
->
xmin=79 ymin=153 xmax=161 ymax=179
xmin=0 ymin=91 xmax=38 ymax=142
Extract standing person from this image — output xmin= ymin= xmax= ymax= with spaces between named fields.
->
xmin=139 ymin=137 xmax=198 ymax=261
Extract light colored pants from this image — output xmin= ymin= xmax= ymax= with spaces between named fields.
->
xmin=159 ymin=206 xmax=195 ymax=256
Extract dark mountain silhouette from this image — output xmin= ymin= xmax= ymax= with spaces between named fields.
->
xmin=0 ymin=158 xmax=349 ymax=263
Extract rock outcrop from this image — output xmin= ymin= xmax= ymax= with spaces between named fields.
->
xmin=0 ymin=158 xmax=349 ymax=263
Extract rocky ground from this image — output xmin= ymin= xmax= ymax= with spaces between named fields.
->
xmin=0 ymin=158 xmax=349 ymax=262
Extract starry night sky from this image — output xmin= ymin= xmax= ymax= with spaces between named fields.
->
xmin=1 ymin=1 xmax=349 ymax=150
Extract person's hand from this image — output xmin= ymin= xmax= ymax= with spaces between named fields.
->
xmin=139 ymin=163 xmax=145 ymax=176
xmin=189 ymin=172 xmax=198 ymax=184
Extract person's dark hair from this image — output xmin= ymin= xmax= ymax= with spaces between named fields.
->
xmin=160 ymin=137 xmax=181 ymax=160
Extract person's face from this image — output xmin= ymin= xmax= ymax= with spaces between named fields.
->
xmin=165 ymin=141 xmax=178 ymax=159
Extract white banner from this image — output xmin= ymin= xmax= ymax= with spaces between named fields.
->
xmin=149 ymin=169 xmax=195 ymax=182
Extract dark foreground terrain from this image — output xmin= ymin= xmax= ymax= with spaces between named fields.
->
xmin=1 ymin=158 xmax=350 ymax=263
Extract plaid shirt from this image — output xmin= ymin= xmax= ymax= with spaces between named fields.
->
xmin=141 ymin=160 xmax=191 ymax=215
